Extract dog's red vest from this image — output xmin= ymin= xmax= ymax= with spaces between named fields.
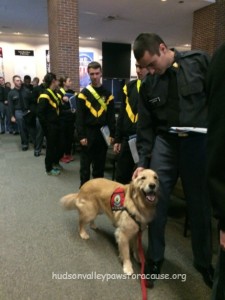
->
xmin=110 ymin=187 xmax=125 ymax=211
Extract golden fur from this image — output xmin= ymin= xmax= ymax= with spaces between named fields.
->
xmin=60 ymin=169 xmax=159 ymax=275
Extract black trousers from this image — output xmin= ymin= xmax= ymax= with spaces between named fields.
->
xmin=80 ymin=127 xmax=108 ymax=187
xmin=115 ymin=140 xmax=135 ymax=184
xmin=59 ymin=119 xmax=75 ymax=157
xmin=147 ymin=133 xmax=212 ymax=268
xmin=44 ymin=123 xmax=60 ymax=172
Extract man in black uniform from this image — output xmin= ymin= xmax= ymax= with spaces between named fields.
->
xmin=8 ymin=75 xmax=33 ymax=150
xmin=113 ymin=63 xmax=148 ymax=184
xmin=37 ymin=73 xmax=62 ymax=176
xmin=76 ymin=61 xmax=115 ymax=187
xmin=132 ymin=33 xmax=213 ymax=288
xmin=207 ymin=42 xmax=225 ymax=300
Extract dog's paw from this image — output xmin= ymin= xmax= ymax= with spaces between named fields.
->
xmin=123 ymin=264 xmax=134 ymax=276
xmin=79 ymin=231 xmax=90 ymax=240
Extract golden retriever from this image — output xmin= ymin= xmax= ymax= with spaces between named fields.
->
xmin=60 ymin=169 xmax=159 ymax=275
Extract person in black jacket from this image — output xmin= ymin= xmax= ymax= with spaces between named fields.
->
xmin=37 ymin=73 xmax=62 ymax=176
xmin=132 ymin=33 xmax=213 ymax=288
xmin=58 ymin=76 xmax=76 ymax=163
xmin=76 ymin=61 xmax=116 ymax=187
xmin=113 ymin=63 xmax=148 ymax=183
xmin=8 ymin=75 xmax=33 ymax=150
xmin=207 ymin=42 xmax=225 ymax=300
xmin=32 ymin=82 xmax=45 ymax=156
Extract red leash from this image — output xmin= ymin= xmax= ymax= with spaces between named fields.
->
xmin=138 ymin=231 xmax=147 ymax=300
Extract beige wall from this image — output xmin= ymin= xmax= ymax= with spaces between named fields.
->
xmin=0 ymin=35 xmax=49 ymax=85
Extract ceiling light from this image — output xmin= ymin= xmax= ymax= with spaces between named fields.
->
xmin=14 ymin=32 xmax=21 ymax=35
xmin=161 ymin=0 xmax=167 ymax=2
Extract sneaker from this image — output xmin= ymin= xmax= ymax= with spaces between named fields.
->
xmin=67 ymin=154 xmax=74 ymax=162
xmin=34 ymin=152 xmax=40 ymax=157
xmin=46 ymin=169 xmax=61 ymax=176
xmin=22 ymin=146 xmax=28 ymax=151
xmin=60 ymin=155 xmax=70 ymax=163
xmin=53 ymin=163 xmax=63 ymax=171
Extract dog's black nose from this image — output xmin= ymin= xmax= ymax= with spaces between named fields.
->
xmin=149 ymin=184 xmax=156 ymax=190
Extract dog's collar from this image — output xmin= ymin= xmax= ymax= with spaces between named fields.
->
xmin=110 ymin=187 xmax=142 ymax=231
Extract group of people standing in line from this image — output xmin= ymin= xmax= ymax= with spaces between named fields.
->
xmin=1 ymin=32 xmax=224 ymax=299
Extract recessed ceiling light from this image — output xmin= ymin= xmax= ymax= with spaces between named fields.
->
xmin=14 ymin=32 xmax=21 ymax=35
xmin=161 ymin=0 xmax=167 ymax=2
xmin=44 ymin=33 xmax=48 ymax=37
xmin=88 ymin=37 xmax=95 ymax=40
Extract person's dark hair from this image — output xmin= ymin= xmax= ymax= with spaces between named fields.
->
xmin=44 ymin=72 xmax=57 ymax=88
xmin=87 ymin=61 xmax=102 ymax=72
xmin=59 ymin=76 xmax=69 ymax=88
xmin=24 ymin=75 xmax=31 ymax=81
xmin=133 ymin=33 xmax=166 ymax=60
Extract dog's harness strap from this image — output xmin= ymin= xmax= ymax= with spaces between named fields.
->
xmin=122 ymin=207 xmax=142 ymax=231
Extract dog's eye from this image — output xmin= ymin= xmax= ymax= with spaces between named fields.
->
xmin=141 ymin=176 xmax=146 ymax=180
xmin=154 ymin=175 xmax=158 ymax=180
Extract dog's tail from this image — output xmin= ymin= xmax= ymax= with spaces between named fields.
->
xmin=60 ymin=193 xmax=78 ymax=210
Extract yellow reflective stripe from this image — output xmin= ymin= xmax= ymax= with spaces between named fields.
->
xmin=123 ymin=84 xmax=127 ymax=96
xmin=86 ymin=85 xmax=107 ymax=111
xmin=38 ymin=93 xmax=59 ymax=115
xmin=137 ymin=79 xmax=141 ymax=93
xmin=124 ymin=80 xmax=141 ymax=123
xmin=78 ymin=93 xmax=105 ymax=117
xmin=60 ymin=87 xmax=66 ymax=95
xmin=105 ymin=94 xmax=114 ymax=105
xmin=125 ymin=97 xmax=138 ymax=123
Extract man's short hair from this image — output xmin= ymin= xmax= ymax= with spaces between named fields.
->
xmin=133 ymin=33 xmax=166 ymax=60
xmin=24 ymin=75 xmax=31 ymax=81
xmin=12 ymin=75 xmax=21 ymax=82
xmin=87 ymin=61 xmax=102 ymax=72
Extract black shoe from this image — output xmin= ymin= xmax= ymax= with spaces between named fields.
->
xmin=34 ymin=152 xmax=40 ymax=157
xmin=194 ymin=263 xmax=214 ymax=288
xmin=144 ymin=259 xmax=164 ymax=288
xmin=1 ymin=131 xmax=5 ymax=134
xmin=22 ymin=146 xmax=28 ymax=151
xmin=13 ymin=131 xmax=19 ymax=135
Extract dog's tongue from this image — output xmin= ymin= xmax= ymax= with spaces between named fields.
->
xmin=146 ymin=194 xmax=155 ymax=202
